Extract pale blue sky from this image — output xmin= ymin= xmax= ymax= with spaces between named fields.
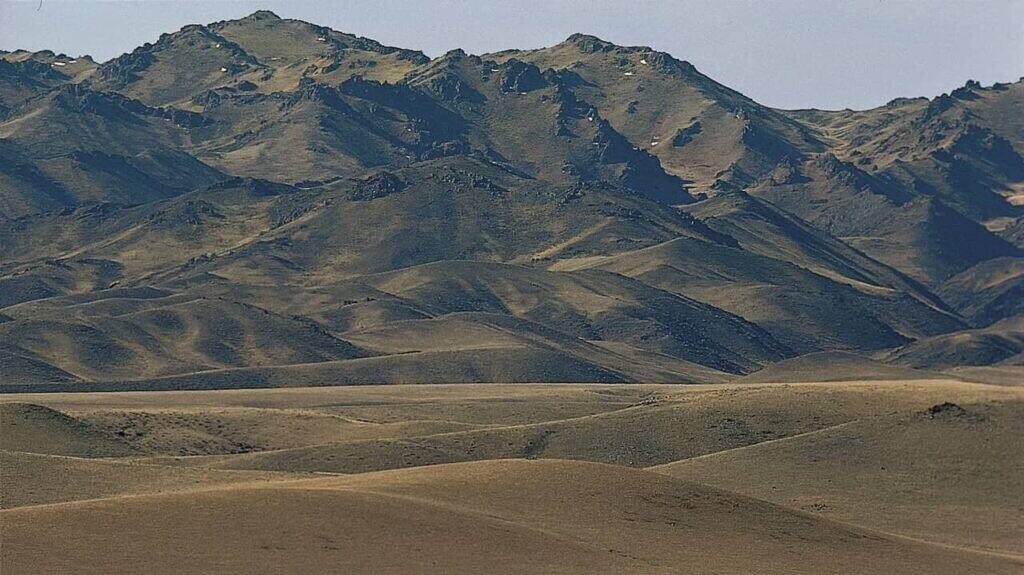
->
xmin=1 ymin=0 xmax=1022 ymax=110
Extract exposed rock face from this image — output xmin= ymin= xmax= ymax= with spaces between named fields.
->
xmin=352 ymin=171 xmax=406 ymax=200
xmin=498 ymin=59 xmax=548 ymax=94
xmin=927 ymin=402 xmax=967 ymax=417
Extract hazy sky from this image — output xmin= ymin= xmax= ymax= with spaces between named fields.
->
xmin=1 ymin=0 xmax=1022 ymax=110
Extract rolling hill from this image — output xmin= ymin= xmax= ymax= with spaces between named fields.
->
xmin=3 ymin=381 xmax=1021 ymax=573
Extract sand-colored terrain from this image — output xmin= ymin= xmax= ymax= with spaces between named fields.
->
xmin=2 ymin=379 xmax=1022 ymax=573
xmin=3 ymin=10 xmax=1022 ymax=573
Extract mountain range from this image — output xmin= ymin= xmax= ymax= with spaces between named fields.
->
xmin=2 ymin=10 xmax=1022 ymax=390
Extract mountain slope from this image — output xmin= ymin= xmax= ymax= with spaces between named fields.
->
xmin=1 ymin=12 xmax=1021 ymax=385
xmin=503 ymin=34 xmax=824 ymax=194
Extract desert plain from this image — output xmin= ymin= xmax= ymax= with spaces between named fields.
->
xmin=3 ymin=375 xmax=1022 ymax=574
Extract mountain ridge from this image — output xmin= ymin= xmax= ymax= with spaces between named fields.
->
xmin=2 ymin=11 xmax=1022 ymax=387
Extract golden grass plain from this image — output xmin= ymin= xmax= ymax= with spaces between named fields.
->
xmin=2 ymin=379 xmax=1022 ymax=573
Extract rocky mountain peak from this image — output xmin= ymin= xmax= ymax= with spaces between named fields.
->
xmin=1 ymin=14 xmax=1022 ymax=386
